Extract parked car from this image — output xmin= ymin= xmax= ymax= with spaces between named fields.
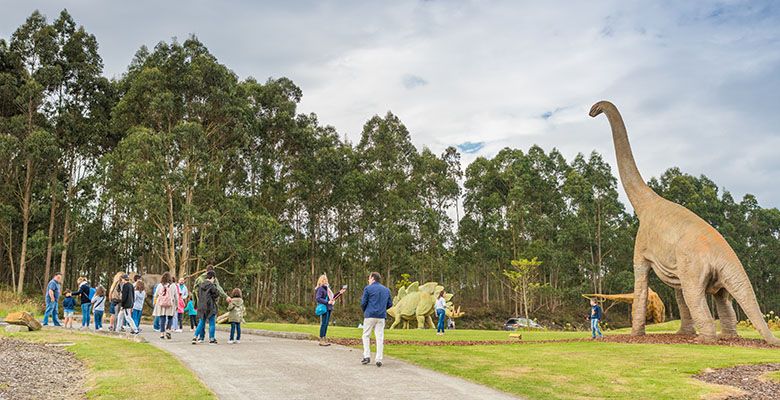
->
xmin=503 ymin=317 xmax=543 ymax=330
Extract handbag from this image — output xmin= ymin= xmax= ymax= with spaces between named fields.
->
xmin=315 ymin=303 xmax=327 ymax=316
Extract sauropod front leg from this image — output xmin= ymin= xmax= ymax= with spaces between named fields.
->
xmin=713 ymin=288 xmax=739 ymax=338
xmin=631 ymin=259 xmax=651 ymax=336
xmin=675 ymin=288 xmax=696 ymax=335
xmin=680 ymin=279 xmax=717 ymax=342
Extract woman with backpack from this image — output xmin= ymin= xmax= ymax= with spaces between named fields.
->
xmin=153 ymin=272 xmax=179 ymax=340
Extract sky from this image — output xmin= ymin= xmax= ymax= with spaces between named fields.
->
xmin=2 ymin=1 xmax=780 ymax=209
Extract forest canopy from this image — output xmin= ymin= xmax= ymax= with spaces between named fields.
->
xmin=2 ymin=10 xmax=779 ymax=325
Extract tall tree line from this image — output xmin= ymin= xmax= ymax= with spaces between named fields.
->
xmin=1 ymin=11 xmax=779 ymax=323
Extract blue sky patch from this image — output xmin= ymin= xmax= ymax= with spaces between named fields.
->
xmin=457 ymin=141 xmax=485 ymax=154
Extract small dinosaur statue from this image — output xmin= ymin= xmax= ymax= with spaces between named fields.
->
xmin=583 ymin=287 xmax=666 ymax=324
xmin=387 ymin=282 xmax=464 ymax=329
xmin=590 ymin=101 xmax=779 ymax=345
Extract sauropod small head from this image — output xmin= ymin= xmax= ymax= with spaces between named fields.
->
xmin=589 ymin=102 xmax=605 ymax=117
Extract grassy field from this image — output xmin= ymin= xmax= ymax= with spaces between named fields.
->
xmin=244 ymin=319 xmax=779 ymax=342
xmin=0 ymin=329 xmax=214 ymax=399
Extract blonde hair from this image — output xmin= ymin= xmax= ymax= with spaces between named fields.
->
xmin=315 ymin=274 xmax=329 ymax=289
xmin=109 ymin=271 xmax=125 ymax=296
xmin=77 ymin=276 xmax=87 ymax=284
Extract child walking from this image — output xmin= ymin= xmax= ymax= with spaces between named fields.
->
xmin=62 ymin=290 xmax=76 ymax=329
xmin=227 ymin=288 xmax=244 ymax=344
xmin=132 ymin=280 xmax=146 ymax=328
xmin=184 ymin=299 xmax=197 ymax=331
xmin=91 ymin=286 xmax=106 ymax=330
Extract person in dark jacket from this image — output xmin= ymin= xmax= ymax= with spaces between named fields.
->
xmin=192 ymin=271 xmax=220 ymax=345
xmin=590 ymin=299 xmax=604 ymax=339
xmin=360 ymin=272 xmax=392 ymax=367
xmin=115 ymin=274 xmax=139 ymax=334
xmin=72 ymin=277 xmax=92 ymax=329
xmin=314 ymin=274 xmax=346 ymax=346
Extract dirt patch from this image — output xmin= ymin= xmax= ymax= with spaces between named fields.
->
xmin=597 ymin=334 xmax=780 ymax=349
xmin=695 ymin=363 xmax=780 ymax=399
xmin=0 ymin=337 xmax=86 ymax=400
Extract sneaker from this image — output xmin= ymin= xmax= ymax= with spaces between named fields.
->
xmin=166 ymin=332 xmax=172 ymax=340
xmin=176 ymin=329 xmax=183 ymax=333
xmin=191 ymin=338 xmax=197 ymax=345
xmin=361 ymin=357 xmax=370 ymax=365
xmin=209 ymin=339 xmax=218 ymax=345
xmin=153 ymin=328 xmax=160 ymax=332
xmin=197 ymin=339 xmax=204 ymax=343
xmin=227 ymin=340 xmax=234 ymax=344
xmin=376 ymin=361 xmax=383 ymax=368
xmin=235 ymin=340 xmax=240 ymax=344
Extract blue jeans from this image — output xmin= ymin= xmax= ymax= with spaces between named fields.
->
xmin=153 ymin=316 xmax=160 ymax=330
xmin=81 ymin=303 xmax=91 ymax=327
xmin=132 ymin=309 xmax=142 ymax=328
xmin=230 ymin=322 xmax=241 ymax=341
xmin=42 ymin=300 xmax=61 ymax=326
xmin=319 ymin=310 xmax=331 ymax=338
xmin=591 ymin=318 xmax=603 ymax=338
xmin=194 ymin=314 xmax=216 ymax=340
xmin=436 ymin=309 xmax=446 ymax=333
xmin=94 ymin=311 xmax=103 ymax=329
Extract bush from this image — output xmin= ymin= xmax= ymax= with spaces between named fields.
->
xmin=0 ymin=287 xmax=41 ymax=318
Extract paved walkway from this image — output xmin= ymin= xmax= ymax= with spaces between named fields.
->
xmin=139 ymin=327 xmax=519 ymax=400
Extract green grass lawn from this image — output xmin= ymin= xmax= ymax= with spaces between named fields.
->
xmin=244 ymin=319 xmax=779 ymax=342
xmin=386 ymin=341 xmax=780 ymax=400
xmin=0 ymin=329 xmax=215 ymax=399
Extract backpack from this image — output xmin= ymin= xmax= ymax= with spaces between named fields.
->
xmin=110 ymin=284 xmax=122 ymax=303
xmin=88 ymin=287 xmax=96 ymax=300
xmin=158 ymin=284 xmax=173 ymax=308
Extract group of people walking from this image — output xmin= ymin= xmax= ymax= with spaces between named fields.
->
xmin=43 ymin=268 xmax=455 ymax=367
xmin=40 ymin=266 xmax=246 ymax=345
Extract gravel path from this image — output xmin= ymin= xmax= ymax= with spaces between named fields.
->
xmin=0 ymin=337 xmax=86 ymax=400
xmin=139 ymin=328 xmax=521 ymax=400
xmin=695 ymin=363 xmax=780 ymax=399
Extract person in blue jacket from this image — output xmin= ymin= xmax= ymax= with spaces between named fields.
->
xmin=314 ymin=274 xmax=346 ymax=347
xmin=590 ymin=299 xmax=604 ymax=339
xmin=360 ymin=272 xmax=392 ymax=367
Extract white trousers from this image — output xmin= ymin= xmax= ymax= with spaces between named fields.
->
xmin=116 ymin=307 xmax=138 ymax=333
xmin=362 ymin=318 xmax=386 ymax=361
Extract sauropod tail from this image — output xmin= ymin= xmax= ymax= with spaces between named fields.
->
xmin=722 ymin=265 xmax=780 ymax=345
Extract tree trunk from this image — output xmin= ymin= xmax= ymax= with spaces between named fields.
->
xmin=17 ymin=159 xmax=33 ymax=294
xmin=166 ymin=185 xmax=177 ymax=277
xmin=44 ymin=178 xmax=57 ymax=287
xmin=59 ymin=206 xmax=71 ymax=278
xmin=178 ymin=186 xmax=193 ymax=279
xmin=7 ymin=227 xmax=16 ymax=293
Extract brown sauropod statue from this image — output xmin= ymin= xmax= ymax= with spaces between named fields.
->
xmin=589 ymin=100 xmax=780 ymax=345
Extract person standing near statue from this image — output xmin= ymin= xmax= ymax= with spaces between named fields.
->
xmin=314 ymin=274 xmax=346 ymax=347
xmin=42 ymin=273 xmax=63 ymax=326
xmin=589 ymin=299 xmax=604 ymax=339
xmin=360 ymin=272 xmax=392 ymax=368
xmin=435 ymin=290 xmax=447 ymax=336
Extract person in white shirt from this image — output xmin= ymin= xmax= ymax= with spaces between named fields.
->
xmin=435 ymin=290 xmax=447 ymax=335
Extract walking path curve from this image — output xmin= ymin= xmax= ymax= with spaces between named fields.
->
xmin=139 ymin=328 xmax=520 ymax=399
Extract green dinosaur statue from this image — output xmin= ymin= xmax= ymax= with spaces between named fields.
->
xmin=387 ymin=281 xmax=464 ymax=329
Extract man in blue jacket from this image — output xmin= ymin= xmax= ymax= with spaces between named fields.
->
xmin=360 ymin=271 xmax=392 ymax=367
xmin=590 ymin=299 xmax=604 ymax=339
